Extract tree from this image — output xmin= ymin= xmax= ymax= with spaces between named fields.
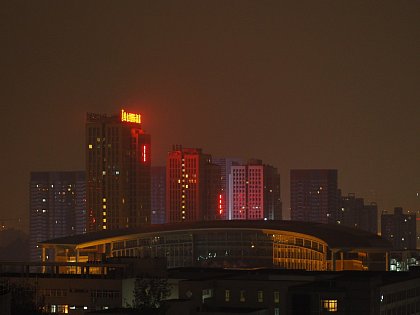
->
xmin=133 ymin=276 xmax=171 ymax=313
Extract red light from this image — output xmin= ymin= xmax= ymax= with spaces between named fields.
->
xmin=219 ymin=194 xmax=223 ymax=215
xmin=142 ymin=145 xmax=147 ymax=162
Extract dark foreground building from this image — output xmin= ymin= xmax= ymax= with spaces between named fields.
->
xmin=1 ymin=261 xmax=420 ymax=315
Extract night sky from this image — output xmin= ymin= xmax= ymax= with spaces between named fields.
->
xmin=1 ymin=1 xmax=419 ymax=231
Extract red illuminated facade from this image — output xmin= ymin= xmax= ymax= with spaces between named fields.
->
xmin=86 ymin=111 xmax=151 ymax=232
xmin=166 ymin=146 xmax=221 ymax=223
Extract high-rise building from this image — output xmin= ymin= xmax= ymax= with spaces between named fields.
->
xmin=264 ymin=164 xmax=282 ymax=220
xmin=151 ymin=166 xmax=166 ymax=224
xmin=86 ymin=110 xmax=151 ymax=232
xmin=381 ymin=207 xmax=416 ymax=250
xmin=290 ymin=169 xmax=338 ymax=224
xmin=166 ymin=146 xmax=221 ymax=223
xmin=335 ymin=193 xmax=378 ymax=234
xmin=212 ymin=157 xmax=244 ymax=220
xmin=230 ymin=159 xmax=281 ymax=220
xmin=29 ymin=171 xmax=85 ymax=262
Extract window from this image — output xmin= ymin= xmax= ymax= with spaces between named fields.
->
xmin=257 ymin=290 xmax=264 ymax=302
xmin=274 ymin=308 xmax=280 ymax=315
xmin=274 ymin=291 xmax=280 ymax=303
xmin=321 ymin=299 xmax=338 ymax=312
xmin=225 ymin=289 xmax=230 ymax=302
xmin=240 ymin=290 xmax=246 ymax=302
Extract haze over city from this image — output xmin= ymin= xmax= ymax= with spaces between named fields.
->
xmin=1 ymin=1 xmax=419 ymax=231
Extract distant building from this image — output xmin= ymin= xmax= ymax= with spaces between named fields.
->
xmin=166 ymin=146 xmax=221 ymax=223
xmin=86 ymin=110 xmax=151 ymax=232
xmin=230 ymin=159 xmax=281 ymax=220
xmin=212 ymin=157 xmax=244 ymax=220
xmin=290 ymin=169 xmax=338 ymax=224
xmin=381 ymin=207 xmax=416 ymax=250
xmin=151 ymin=166 xmax=166 ymax=224
xmin=29 ymin=171 xmax=85 ymax=262
xmin=334 ymin=193 xmax=378 ymax=234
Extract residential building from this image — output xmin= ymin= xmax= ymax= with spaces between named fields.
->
xmin=29 ymin=171 xmax=85 ymax=262
xmin=381 ymin=207 xmax=416 ymax=250
xmin=290 ymin=169 xmax=338 ymax=224
xmin=212 ymin=157 xmax=244 ymax=220
xmin=166 ymin=146 xmax=221 ymax=223
xmin=334 ymin=193 xmax=378 ymax=234
xmin=230 ymin=160 xmax=281 ymax=220
xmin=86 ymin=110 xmax=151 ymax=232
xmin=151 ymin=166 xmax=166 ymax=224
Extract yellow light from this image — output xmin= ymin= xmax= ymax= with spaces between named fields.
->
xmin=103 ymin=218 xmax=106 ymax=222
xmin=88 ymin=144 xmax=93 ymax=149
xmin=121 ymin=109 xmax=141 ymax=124
xmin=103 ymin=198 xmax=106 ymax=202
xmin=103 ymin=205 xmax=107 ymax=209
xmin=102 ymin=211 xmax=106 ymax=216
xmin=103 ymin=226 xmax=107 ymax=230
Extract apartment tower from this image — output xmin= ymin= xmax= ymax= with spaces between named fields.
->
xmin=29 ymin=171 xmax=85 ymax=261
xmin=290 ymin=169 xmax=338 ymax=224
xmin=230 ymin=159 xmax=281 ymax=220
xmin=86 ymin=110 xmax=151 ymax=232
xmin=166 ymin=146 xmax=221 ymax=223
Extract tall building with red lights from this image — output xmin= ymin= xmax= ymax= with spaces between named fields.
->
xmin=213 ymin=157 xmax=244 ymax=220
xmin=86 ymin=110 xmax=151 ymax=232
xmin=166 ymin=146 xmax=221 ymax=223
xmin=230 ymin=159 xmax=281 ymax=220
xmin=290 ymin=169 xmax=338 ymax=224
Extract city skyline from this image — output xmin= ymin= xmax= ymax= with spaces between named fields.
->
xmin=1 ymin=1 xmax=419 ymax=231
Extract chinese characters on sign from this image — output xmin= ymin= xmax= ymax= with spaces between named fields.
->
xmin=121 ymin=109 xmax=141 ymax=124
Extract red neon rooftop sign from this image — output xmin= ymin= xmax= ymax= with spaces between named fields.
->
xmin=121 ymin=109 xmax=141 ymax=124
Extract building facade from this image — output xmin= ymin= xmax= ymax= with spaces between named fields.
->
xmin=212 ymin=157 xmax=244 ymax=220
xmin=29 ymin=171 xmax=86 ymax=262
xmin=40 ymin=220 xmax=391 ymax=272
xmin=230 ymin=160 xmax=281 ymax=220
xmin=290 ymin=169 xmax=338 ymax=224
xmin=166 ymin=146 xmax=221 ymax=223
xmin=151 ymin=166 xmax=166 ymax=224
xmin=334 ymin=193 xmax=378 ymax=234
xmin=86 ymin=110 xmax=151 ymax=232
xmin=381 ymin=207 xmax=416 ymax=250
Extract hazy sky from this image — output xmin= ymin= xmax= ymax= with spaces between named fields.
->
xmin=1 ymin=1 xmax=419 ymax=231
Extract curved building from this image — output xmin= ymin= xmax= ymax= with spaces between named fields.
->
xmin=41 ymin=220 xmax=391 ymax=271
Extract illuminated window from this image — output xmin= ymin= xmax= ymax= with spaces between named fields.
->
xmin=274 ymin=291 xmax=280 ymax=303
xmin=240 ymin=290 xmax=246 ymax=302
xmin=257 ymin=290 xmax=263 ymax=302
xmin=225 ymin=290 xmax=230 ymax=302
xmin=88 ymin=144 xmax=93 ymax=149
xmin=322 ymin=299 xmax=338 ymax=312
xmin=274 ymin=308 xmax=279 ymax=315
